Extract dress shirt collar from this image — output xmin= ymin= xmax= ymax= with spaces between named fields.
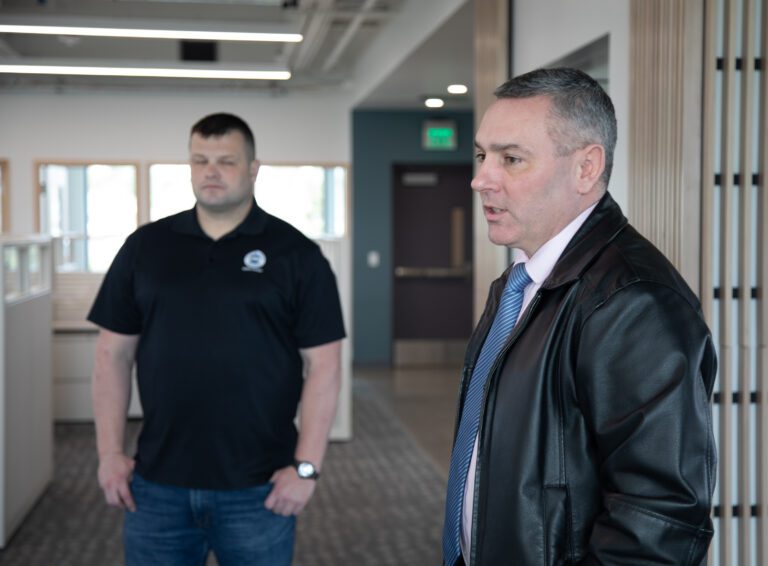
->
xmin=514 ymin=202 xmax=598 ymax=284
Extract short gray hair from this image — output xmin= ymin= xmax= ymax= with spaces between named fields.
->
xmin=494 ymin=67 xmax=617 ymax=189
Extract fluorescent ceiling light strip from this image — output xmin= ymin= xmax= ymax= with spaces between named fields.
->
xmin=0 ymin=64 xmax=291 ymax=80
xmin=0 ymin=25 xmax=302 ymax=43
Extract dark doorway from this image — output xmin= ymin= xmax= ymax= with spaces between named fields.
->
xmin=392 ymin=163 xmax=473 ymax=365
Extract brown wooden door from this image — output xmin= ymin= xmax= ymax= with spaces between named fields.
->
xmin=392 ymin=164 xmax=473 ymax=365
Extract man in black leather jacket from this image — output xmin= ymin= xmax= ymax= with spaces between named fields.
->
xmin=442 ymin=68 xmax=716 ymax=565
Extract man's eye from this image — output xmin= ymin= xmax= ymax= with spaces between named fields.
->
xmin=474 ymin=153 xmax=485 ymax=163
xmin=505 ymin=155 xmax=521 ymax=164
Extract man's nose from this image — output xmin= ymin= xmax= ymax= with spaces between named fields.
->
xmin=205 ymin=163 xmax=220 ymax=177
xmin=471 ymin=162 xmax=493 ymax=193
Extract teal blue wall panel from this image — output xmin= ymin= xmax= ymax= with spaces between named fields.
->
xmin=352 ymin=109 xmax=474 ymax=364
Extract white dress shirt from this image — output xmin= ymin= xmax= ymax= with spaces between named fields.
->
xmin=460 ymin=203 xmax=597 ymax=561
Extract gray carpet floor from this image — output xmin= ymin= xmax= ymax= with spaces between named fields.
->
xmin=0 ymin=381 xmax=446 ymax=565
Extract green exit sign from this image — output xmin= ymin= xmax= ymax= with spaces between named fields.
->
xmin=423 ymin=120 xmax=457 ymax=151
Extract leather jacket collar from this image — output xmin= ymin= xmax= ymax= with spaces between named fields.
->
xmin=545 ymin=191 xmax=628 ymax=289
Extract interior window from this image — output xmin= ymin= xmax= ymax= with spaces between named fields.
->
xmin=257 ymin=165 xmax=347 ymax=238
xmin=148 ymin=163 xmax=347 ymax=238
xmin=149 ymin=163 xmax=195 ymax=221
xmin=38 ymin=163 xmax=138 ymax=273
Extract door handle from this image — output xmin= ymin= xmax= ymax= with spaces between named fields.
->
xmin=394 ymin=265 xmax=472 ymax=279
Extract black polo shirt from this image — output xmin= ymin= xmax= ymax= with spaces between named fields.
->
xmin=88 ymin=201 xmax=346 ymax=489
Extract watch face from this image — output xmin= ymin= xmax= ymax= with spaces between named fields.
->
xmin=297 ymin=462 xmax=316 ymax=478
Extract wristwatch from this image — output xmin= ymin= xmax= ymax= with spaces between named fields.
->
xmin=293 ymin=459 xmax=320 ymax=480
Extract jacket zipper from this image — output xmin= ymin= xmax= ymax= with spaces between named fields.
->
xmin=469 ymin=292 xmax=541 ymax=566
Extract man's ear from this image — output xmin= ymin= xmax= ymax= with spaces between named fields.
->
xmin=575 ymin=144 xmax=606 ymax=194
xmin=251 ymin=159 xmax=261 ymax=182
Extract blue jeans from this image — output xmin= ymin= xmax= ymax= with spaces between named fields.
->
xmin=124 ymin=473 xmax=295 ymax=566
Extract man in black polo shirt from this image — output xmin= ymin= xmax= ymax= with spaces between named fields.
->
xmin=89 ymin=113 xmax=345 ymax=566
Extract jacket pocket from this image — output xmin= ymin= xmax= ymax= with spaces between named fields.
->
xmin=543 ymin=485 xmax=571 ymax=565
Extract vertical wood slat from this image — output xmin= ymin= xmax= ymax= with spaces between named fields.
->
xmin=672 ymin=0 xmax=684 ymax=263
xmin=472 ymin=0 xmax=509 ymax=323
xmin=679 ymin=0 xmax=705 ymax=296
xmin=700 ymin=4 xmax=716 ymax=564
xmin=719 ymin=0 xmax=737 ymax=563
xmin=632 ymin=0 xmax=639 ymax=225
xmin=660 ymin=0 xmax=669 ymax=255
xmin=631 ymin=0 xmax=642 ymax=230
xmin=628 ymin=0 xmax=686 ymax=273
xmin=649 ymin=0 xmax=659 ymax=251
xmin=702 ymin=0 xmax=716 ymax=326
xmin=758 ymin=0 xmax=768 ymax=561
xmin=738 ymin=0 xmax=756 ymax=564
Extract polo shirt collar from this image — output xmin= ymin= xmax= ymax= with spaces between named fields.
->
xmin=171 ymin=199 xmax=268 ymax=238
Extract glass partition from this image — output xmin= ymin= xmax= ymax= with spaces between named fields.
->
xmin=3 ymin=246 xmax=20 ymax=300
xmin=2 ymin=240 xmax=51 ymax=301
xmin=27 ymin=244 xmax=44 ymax=292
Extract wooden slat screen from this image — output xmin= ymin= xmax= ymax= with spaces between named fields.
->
xmin=701 ymin=2 xmax=718 ymax=565
xmin=701 ymin=0 xmax=766 ymax=563
xmin=633 ymin=0 xmax=766 ymax=563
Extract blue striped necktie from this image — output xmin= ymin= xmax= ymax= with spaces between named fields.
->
xmin=442 ymin=262 xmax=532 ymax=566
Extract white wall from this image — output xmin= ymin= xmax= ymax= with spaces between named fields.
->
xmin=0 ymin=236 xmax=53 ymax=547
xmin=513 ymin=0 xmax=630 ymax=212
xmin=3 ymin=292 xmax=53 ymax=547
xmin=0 ymin=90 xmax=351 ymax=234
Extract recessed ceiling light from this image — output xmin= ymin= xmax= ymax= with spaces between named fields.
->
xmin=425 ymin=98 xmax=445 ymax=108
xmin=0 ymin=63 xmax=291 ymax=80
xmin=447 ymin=84 xmax=468 ymax=94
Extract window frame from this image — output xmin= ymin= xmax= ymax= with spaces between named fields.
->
xmin=34 ymin=159 xmax=143 ymax=233
xmin=34 ymin=159 xmax=142 ymax=274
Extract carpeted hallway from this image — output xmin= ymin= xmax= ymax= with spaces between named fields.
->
xmin=0 ymin=369 xmax=459 ymax=566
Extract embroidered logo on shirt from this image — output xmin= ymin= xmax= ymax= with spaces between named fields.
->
xmin=242 ymin=250 xmax=267 ymax=272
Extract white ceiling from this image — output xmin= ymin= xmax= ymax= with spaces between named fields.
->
xmin=0 ymin=0 xmax=473 ymax=109
xmin=356 ymin=0 xmax=472 ymax=109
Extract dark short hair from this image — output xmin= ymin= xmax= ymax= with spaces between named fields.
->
xmin=190 ymin=113 xmax=256 ymax=161
xmin=494 ymin=67 xmax=617 ymax=188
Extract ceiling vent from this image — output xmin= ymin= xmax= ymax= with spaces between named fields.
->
xmin=180 ymin=40 xmax=217 ymax=62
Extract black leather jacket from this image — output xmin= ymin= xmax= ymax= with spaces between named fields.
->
xmin=456 ymin=193 xmax=716 ymax=565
